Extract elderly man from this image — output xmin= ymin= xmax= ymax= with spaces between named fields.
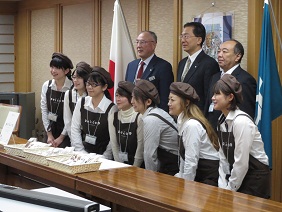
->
xmin=205 ymin=39 xmax=257 ymax=131
xmin=125 ymin=31 xmax=174 ymax=112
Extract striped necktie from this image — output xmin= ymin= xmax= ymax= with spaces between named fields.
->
xmin=181 ymin=57 xmax=191 ymax=82
xmin=136 ymin=61 xmax=145 ymax=79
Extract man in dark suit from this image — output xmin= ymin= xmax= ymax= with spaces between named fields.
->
xmin=205 ymin=39 xmax=257 ymax=131
xmin=125 ymin=31 xmax=174 ymax=112
xmin=177 ymin=22 xmax=220 ymax=112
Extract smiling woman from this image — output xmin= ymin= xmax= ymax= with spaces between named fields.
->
xmin=168 ymin=82 xmax=219 ymax=186
xmin=70 ymin=66 xmax=118 ymax=159
xmin=108 ymin=81 xmax=144 ymax=167
xmin=40 ymin=52 xmax=73 ymax=148
xmin=63 ymin=61 xmax=92 ymax=138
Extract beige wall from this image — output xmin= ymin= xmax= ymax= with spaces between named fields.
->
xmin=30 ymin=2 xmax=94 ymax=136
xmin=31 ymin=8 xmax=55 ymax=136
xmin=149 ymin=0 xmax=174 ymax=66
xmin=62 ymin=2 xmax=93 ymax=65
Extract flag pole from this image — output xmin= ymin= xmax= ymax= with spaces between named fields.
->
xmin=269 ymin=0 xmax=282 ymax=57
xmin=116 ymin=0 xmax=135 ymax=54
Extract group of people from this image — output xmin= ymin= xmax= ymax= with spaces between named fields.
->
xmin=40 ymin=21 xmax=270 ymax=199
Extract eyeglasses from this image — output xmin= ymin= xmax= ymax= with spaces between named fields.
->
xmin=135 ymin=40 xmax=155 ymax=45
xmin=179 ymin=34 xmax=197 ymax=40
xmin=86 ymin=81 xmax=101 ymax=87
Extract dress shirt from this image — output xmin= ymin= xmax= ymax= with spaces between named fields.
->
xmin=189 ymin=48 xmax=202 ymax=65
xmin=71 ymin=95 xmax=118 ymax=157
xmin=221 ymin=64 xmax=240 ymax=77
xmin=218 ymin=109 xmax=269 ymax=191
xmin=63 ymin=88 xmax=87 ymax=137
xmin=134 ymin=54 xmax=154 ymax=80
xmin=108 ymin=107 xmax=144 ymax=167
xmin=175 ymin=112 xmax=219 ymax=180
xmin=142 ymin=107 xmax=178 ymax=171
xmin=41 ymin=78 xmax=72 ymax=135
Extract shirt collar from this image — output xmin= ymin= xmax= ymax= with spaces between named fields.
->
xmin=177 ymin=112 xmax=185 ymax=124
xmin=85 ymin=95 xmax=112 ymax=112
xmin=188 ymin=49 xmax=202 ymax=64
xmin=49 ymin=78 xmax=73 ymax=90
xmin=225 ymin=109 xmax=241 ymax=121
xmin=223 ymin=64 xmax=240 ymax=76
xmin=140 ymin=54 xmax=155 ymax=66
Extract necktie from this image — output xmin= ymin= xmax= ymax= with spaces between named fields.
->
xmin=220 ymin=71 xmax=225 ymax=78
xmin=181 ymin=57 xmax=191 ymax=82
xmin=136 ymin=61 xmax=145 ymax=79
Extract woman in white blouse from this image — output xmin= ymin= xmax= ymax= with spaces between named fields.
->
xmin=63 ymin=61 xmax=92 ymax=137
xmin=168 ymin=82 xmax=219 ymax=186
xmin=41 ymin=52 xmax=73 ymax=148
xmin=212 ymin=74 xmax=270 ymax=198
xmin=71 ymin=66 xmax=117 ymax=158
xmin=108 ymin=81 xmax=144 ymax=167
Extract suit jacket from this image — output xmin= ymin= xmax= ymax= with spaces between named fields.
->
xmin=204 ymin=65 xmax=257 ymax=131
xmin=177 ymin=51 xmax=220 ymax=111
xmin=125 ymin=55 xmax=174 ymax=112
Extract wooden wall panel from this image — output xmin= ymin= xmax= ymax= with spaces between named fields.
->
xmin=14 ymin=9 xmax=30 ymax=92
xmin=0 ymin=2 xmax=17 ymax=14
xmin=248 ymin=0 xmax=282 ymax=202
xmin=270 ymin=0 xmax=282 ymax=202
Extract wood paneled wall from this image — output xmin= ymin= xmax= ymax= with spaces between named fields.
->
xmin=248 ymin=0 xmax=282 ymax=202
xmin=0 ymin=0 xmax=281 ymax=202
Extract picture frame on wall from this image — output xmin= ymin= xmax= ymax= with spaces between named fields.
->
xmin=194 ymin=12 xmax=233 ymax=61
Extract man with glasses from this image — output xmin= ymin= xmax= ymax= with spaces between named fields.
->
xmin=177 ymin=22 xmax=220 ymax=112
xmin=125 ymin=31 xmax=174 ymax=112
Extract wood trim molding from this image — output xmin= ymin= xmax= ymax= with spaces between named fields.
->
xmin=138 ymin=0 xmax=149 ymax=32
xmin=93 ymin=0 xmax=101 ymax=66
xmin=0 ymin=2 xmax=18 ymax=14
xmin=55 ymin=4 xmax=63 ymax=52
xmin=247 ymin=0 xmax=263 ymax=78
xmin=173 ymin=0 xmax=182 ymax=81
xmin=17 ymin=0 xmax=92 ymax=11
xmin=14 ymin=9 xmax=31 ymax=92
xmin=269 ymin=0 xmax=282 ymax=202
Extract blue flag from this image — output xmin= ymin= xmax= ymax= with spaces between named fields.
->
xmin=255 ymin=0 xmax=282 ymax=168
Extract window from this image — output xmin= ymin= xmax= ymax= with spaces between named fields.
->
xmin=0 ymin=15 xmax=14 ymax=92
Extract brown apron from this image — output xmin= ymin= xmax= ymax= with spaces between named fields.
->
xmin=217 ymin=114 xmax=270 ymax=198
xmin=157 ymin=147 xmax=179 ymax=176
xmin=179 ymin=136 xmax=219 ymax=186
xmin=80 ymin=97 xmax=114 ymax=154
xmin=147 ymin=112 xmax=179 ymax=175
xmin=46 ymin=80 xmax=70 ymax=148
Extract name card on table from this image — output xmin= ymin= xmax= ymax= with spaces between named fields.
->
xmin=0 ymin=111 xmax=20 ymax=145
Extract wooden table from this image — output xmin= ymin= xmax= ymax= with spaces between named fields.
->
xmin=1 ymin=138 xmax=282 ymax=211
